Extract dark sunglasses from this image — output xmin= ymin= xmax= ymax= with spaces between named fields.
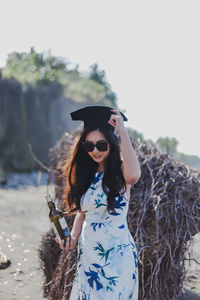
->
xmin=82 ymin=140 xmax=108 ymax=152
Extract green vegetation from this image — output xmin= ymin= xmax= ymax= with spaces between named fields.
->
xmin=2 ymin=47 xmax=117 ymax=107
xmin=156 ymin=137 xmax=179 ymax=156
xmin=176 ymin=152 xmax=200 ymax=170
xmin=156 ymin=136 xmax=200 ymax=170
xmin=3 ymin=47 xmax=65 ymax=85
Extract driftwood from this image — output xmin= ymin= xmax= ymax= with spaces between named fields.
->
xmin=39 ymin=130 xmax=200 ymax=300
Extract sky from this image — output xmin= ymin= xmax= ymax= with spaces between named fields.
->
xmin=0 ymin=0 xmax=200 ymax=156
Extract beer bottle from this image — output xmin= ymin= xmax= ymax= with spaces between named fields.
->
xmin=45 ymin=194 xmax=71 ymax=243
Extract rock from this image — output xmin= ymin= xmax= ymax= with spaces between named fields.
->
xmin=0 ymin=251 xmax=11 ymax=270
xmin=0 ymin=176 xmax=8 ymax=186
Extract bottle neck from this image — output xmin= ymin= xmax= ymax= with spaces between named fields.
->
xmin=45 ymin=195 xmax=56 ymax=210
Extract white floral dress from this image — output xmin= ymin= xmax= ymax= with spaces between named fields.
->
xmin=70 ymin=172 xmax=138 ymax=300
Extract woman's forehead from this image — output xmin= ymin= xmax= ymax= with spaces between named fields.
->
xmin=85 ymin=130 xmax=107 ymax=141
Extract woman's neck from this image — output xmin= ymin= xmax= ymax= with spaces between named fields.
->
xmin=97 ymin=161 xmax=105 ymax=172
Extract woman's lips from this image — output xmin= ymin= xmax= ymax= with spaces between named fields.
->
xmin=93 ymin=155 xmax=101 ymax=159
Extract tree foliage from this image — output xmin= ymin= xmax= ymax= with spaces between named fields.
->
xmin=155 ymin=136 xmax=200 ymax=170
xmin=176 ymin=152 xmax=200 ymax=170
xmin=2 ymin=48 xmax=117 ymax=106
xmin=3 ymin=47 xmax=66 ymax=85
xmin=156 ymin=137 xmax=179 ymax=155
xmin=88 ymin=64 xmax=106 ymax=85
xmin=88 ymin=63 xmax=117 ymax=107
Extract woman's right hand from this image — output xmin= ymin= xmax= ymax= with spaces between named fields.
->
xmin=55 ymin=236 xmax=77 ymax=251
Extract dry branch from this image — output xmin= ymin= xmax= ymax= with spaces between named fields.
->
xmin=39 ymin=130 xmax=200 ymax=300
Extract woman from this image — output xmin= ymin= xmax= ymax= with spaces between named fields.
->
xmin=57 ymin=106 xmax=141 ymax=300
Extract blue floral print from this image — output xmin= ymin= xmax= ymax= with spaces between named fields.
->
xmin=94 ymin=241 xmax=114 ymax=263
xmin=118 ymin=224 xmax=125 ymax=229
xmin=93 ymin=172 xmax=104 ymax=184
xmin=113 ymin=195 xmax=127 ymax=210
xmin=94 ymin=193 xmax=107 ymax=208
xmin=84 ymin=267 xmax=103 ymax=290
xmin=70 ymin=172 xmax=138 ymax=299
xmin=84 ymin=263 xmax=119 ymax=293
xmin=90 ymin=222 xmax=106 ymax=231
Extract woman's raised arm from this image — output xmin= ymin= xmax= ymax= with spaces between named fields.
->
xmin=108 ymin=110 xmax=141 ymax=185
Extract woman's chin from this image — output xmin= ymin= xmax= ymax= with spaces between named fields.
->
xmin=93 ymin=158 xmax=103 ymax=163
xmin=92 ymin=156 xmax=104 ymax=162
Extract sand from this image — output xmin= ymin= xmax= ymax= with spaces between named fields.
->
xmin=0 ymin=185 xmax=51 ymax=300
xmin=0 ymin=185 xmax=199 ymax=300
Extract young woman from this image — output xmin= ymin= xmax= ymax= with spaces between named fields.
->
xmin=57 ymin=106 xmax=141 ymax=300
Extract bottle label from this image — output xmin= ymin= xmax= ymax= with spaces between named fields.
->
xmin=52 ymin=223 xmax=61 ymax=242
xmin=59 ymin=217 xmax=70 ymax=237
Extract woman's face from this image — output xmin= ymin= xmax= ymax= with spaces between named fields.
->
xmin=84 ymin=130 xmax=110 ymax=164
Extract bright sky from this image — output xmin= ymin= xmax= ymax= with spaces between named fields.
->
xmin=0 ymin=0 xmax=200 ymax=156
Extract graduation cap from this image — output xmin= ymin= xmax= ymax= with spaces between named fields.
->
xmin=70 ymin=106 xmax=128 ymax=131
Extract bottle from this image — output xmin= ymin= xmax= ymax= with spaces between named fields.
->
xmin=45 ymin=194 xmax=71 ymax=243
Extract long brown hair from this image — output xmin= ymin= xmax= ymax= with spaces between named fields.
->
xmin=62 ymin=127 xmax=126 ymax=214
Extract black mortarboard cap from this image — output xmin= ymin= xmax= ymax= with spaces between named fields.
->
xmin=70 ymin=106 xmax=128 ymax=131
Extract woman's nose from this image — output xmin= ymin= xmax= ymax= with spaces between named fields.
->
xmin=92 ymin=146 xmax=99 ymax=153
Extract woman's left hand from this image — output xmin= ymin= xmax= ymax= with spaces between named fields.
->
xmin=108 ymin=109 xmax=126 ymax=133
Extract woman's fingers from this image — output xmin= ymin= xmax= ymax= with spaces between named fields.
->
xmin=109 ymin=110 xmax=125 ymax=133
xmin=108 ymin=119 xmax=115 ymax=127
xmin=111 ymin=110 xmax=123 ymax=119
xmin=59 ymin=239 xmax=65 ymax=249
xmin=55 ymin=237 xmax=59 ymax=244
xmin=111 ymin=109 xmax=121 ymax=116
xmin=108 ymin=114 xmax=122 ymax=129
xmin=56 ymin=236 xmax=76 ymax=251
xmin=59 ymin=237 xmax=74 ymax=251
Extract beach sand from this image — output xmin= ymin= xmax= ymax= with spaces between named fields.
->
xmin=0 ymin=186 xmax=199 ymax=300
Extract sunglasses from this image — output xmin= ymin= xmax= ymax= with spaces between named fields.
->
xmin=82 ymin=140 xmax=109 ymax=152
